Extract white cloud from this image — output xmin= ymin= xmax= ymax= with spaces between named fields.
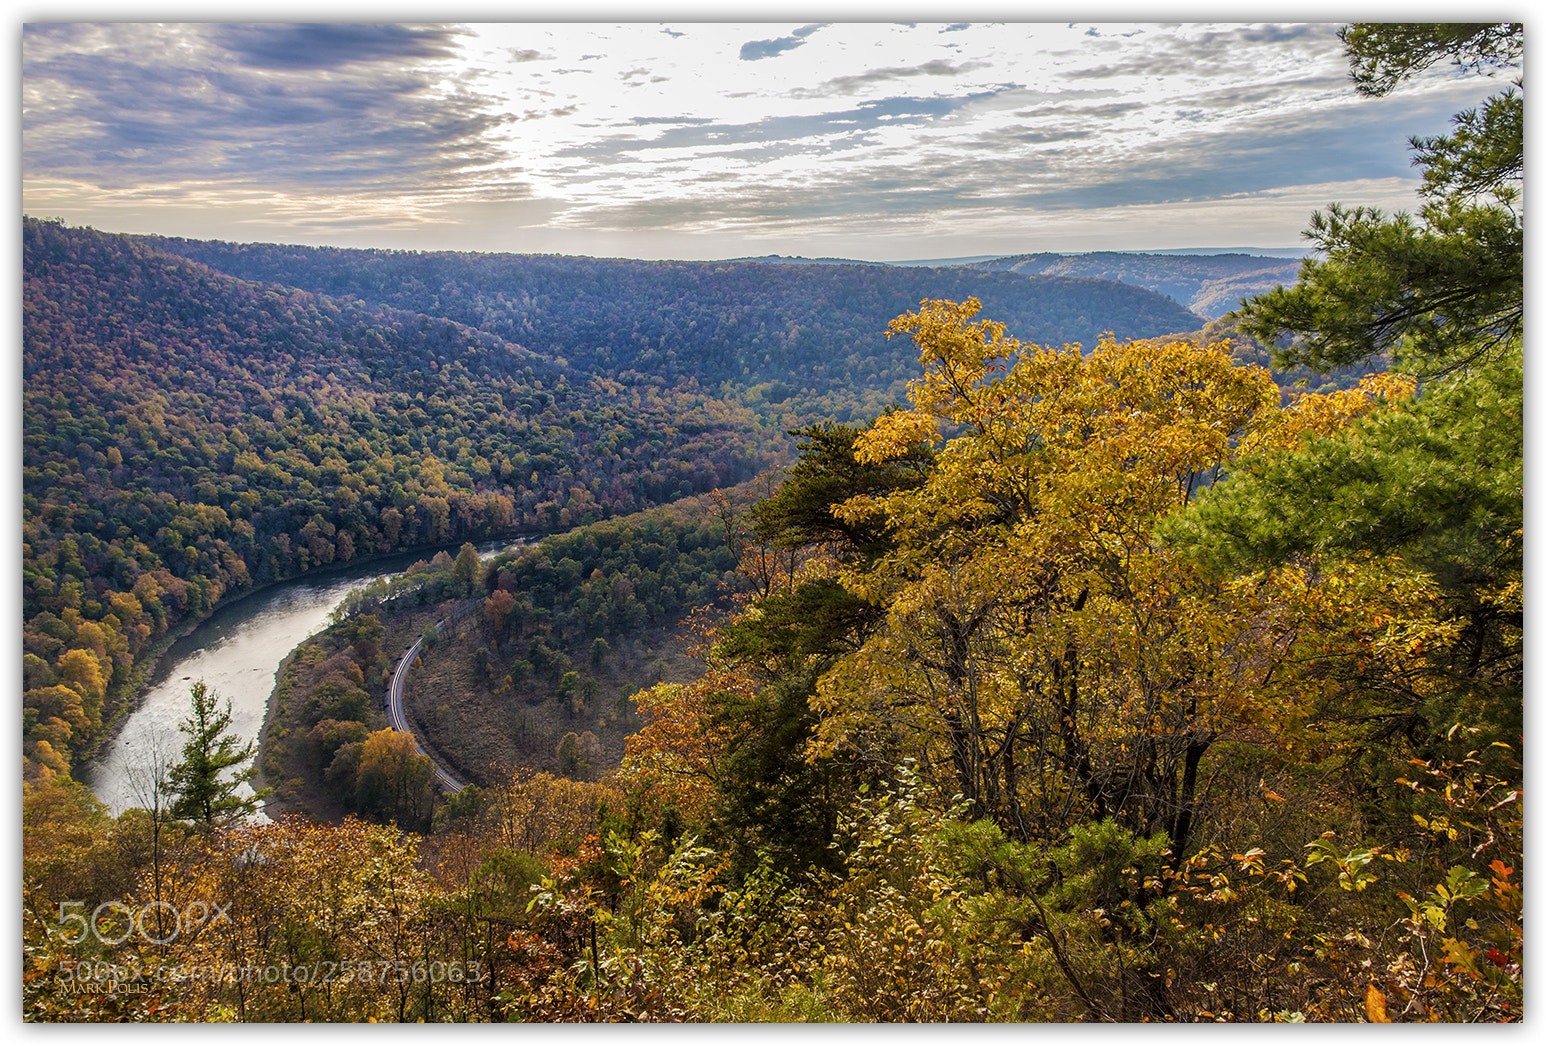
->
xmin=21 ymin=19 xmax=1510 ymax=259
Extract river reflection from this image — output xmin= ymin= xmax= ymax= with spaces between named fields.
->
xmin=83 ymin=539 xmax=520 ymax=815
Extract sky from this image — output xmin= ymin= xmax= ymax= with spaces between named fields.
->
xmin=18 ymin=7 xmax=1517 ymax=261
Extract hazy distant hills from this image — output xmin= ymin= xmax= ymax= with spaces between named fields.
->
xmin=727 ymin=255 xmax=892 ymax=267
xmin=962 ymin=251 xmax=1304 ymax=319
xmin=727 ymin=249 xmax=1304 ymax=319
xmin=134 ymin=235 xmax=1207 ymax=408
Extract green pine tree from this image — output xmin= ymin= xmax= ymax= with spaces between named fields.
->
xmin=1178 ymin=21 xmax=1523 ymax=773
xmin=1237 ymin=22 xmax=1522 ymax=378
xmin=167 ymin=680 xmax=271 ymax=828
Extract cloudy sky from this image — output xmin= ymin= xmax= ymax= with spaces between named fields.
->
xmin=20 ymin=9 xmax=1511 ymax=261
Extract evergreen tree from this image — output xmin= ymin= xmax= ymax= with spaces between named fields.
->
xmin=1183 ymin=22 xmax=1524 ymax=782
xmin=709 ymin=423 xmax=929 ymax=875
xmin=167 ymin=680 xmax=269 ymax=828
xmin=1238 ymin=22 xmax=1522 ymax=377
xmin=1163 ymin=348 xmax=1523 ymax=748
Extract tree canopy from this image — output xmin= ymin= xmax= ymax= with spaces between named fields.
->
xmin=1237 ymin=22 xmax=1522 ymax=377
xmin=19 ymin=21 xmax=1525 ymax=1024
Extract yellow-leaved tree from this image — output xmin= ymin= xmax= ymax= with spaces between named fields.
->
xmin=808 ymin=298 xmax=1410 ymax=856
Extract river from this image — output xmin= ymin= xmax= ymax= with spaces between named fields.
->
xmin=82 ymin=538 xmax=522 ymax=816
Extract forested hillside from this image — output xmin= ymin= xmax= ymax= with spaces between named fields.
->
xmin=329 ymin=496 xmax=742 ymax=802
xmin=137 ymin=234 xmax=1206 ymax=402
xmin=20 ymin=217 xmax=778 ymax=780
xmin=965 ymin=251 xmax=1305 ymax=318
xmin=22 ymin=216 xmax=1210 ymax=784
xmin=20 ymin=23 xmax=1522 ymax=1025
xmin=252 ymin=498 xmax=738 ymax=832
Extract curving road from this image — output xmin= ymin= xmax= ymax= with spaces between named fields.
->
xmin=387 ymin=622 xmax=466 ymax=794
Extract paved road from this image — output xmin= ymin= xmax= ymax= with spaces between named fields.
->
xmin=386 ymin=623 xmax=465 ymax=794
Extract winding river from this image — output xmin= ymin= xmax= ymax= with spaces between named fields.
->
xmin=83 ymin=539 xmax=520 ymax=816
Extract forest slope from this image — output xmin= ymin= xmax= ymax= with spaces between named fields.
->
xmin=136 ymin=234 xmax=1207 ymax=404
xmin=262 ymin=494 xmax=743 ymax=825
xmin=23 ymin=218 xmax=1206 ymax=785
xmin=966 ymin=250 xmax=1304 ymax=318
xmin=21 ymin=218 xmax=773 ymax=780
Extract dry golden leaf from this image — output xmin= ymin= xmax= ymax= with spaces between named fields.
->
xmin=1364 ymin=983 xmax=1391 ymax=1023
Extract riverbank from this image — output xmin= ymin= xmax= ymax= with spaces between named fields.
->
xmin=81 ymin=533 xmax=532 ymax=815
xmin=255 ymin=598 xmax=444 ymax=822
xmin=86 ymin=532 xmax=533 ymax=768
xmin=252 ymin=641 xmax=302 ymax=820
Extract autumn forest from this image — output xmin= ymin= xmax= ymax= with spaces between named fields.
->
xmin=21 ymin=24 xmax=1522 ymax=1023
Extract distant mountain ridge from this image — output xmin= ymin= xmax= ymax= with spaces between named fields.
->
xmin=135 ymin=234 xmax=1207 ymax=408
xmin=724 ymin=249 xmax=1304 ymax=317
xmin=726 ymin=254 xmax=890 ymax=267
xmin=21 ymin=217 xmax=1211 ymax=783
xmin=1122 ymin=247 xmax=1309 ymax=258
xmin=961 ymin=251 xmax=1304 ymax=319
